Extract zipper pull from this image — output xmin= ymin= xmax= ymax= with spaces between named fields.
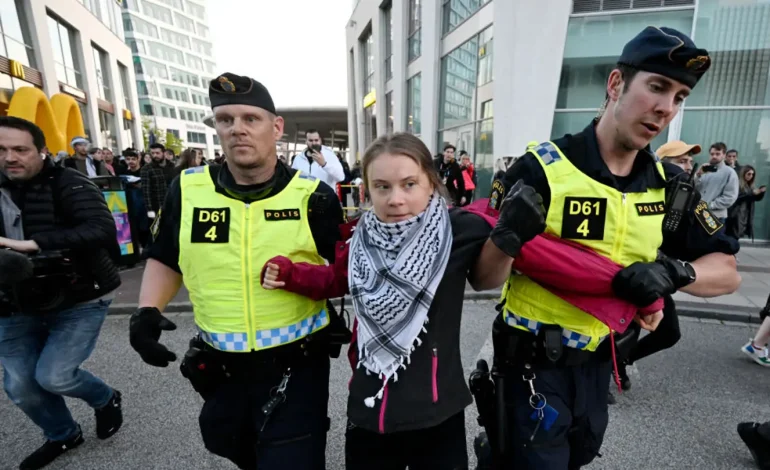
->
xmin=432 ymin=348 xmax=437 ymax=357
xmin=622 ymin=193 xmax=627 ymax=204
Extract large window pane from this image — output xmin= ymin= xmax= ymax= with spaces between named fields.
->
xmin=408 ymin=0 xmax=421 ymax=61
xmin=442 ymin=0 xmax=490 ymax=35
xmin=440 ymin=36 xmax=479 ymax=129
xmin=384 ymin=5 xmax=393 ymax=80
xmin=477 ymin=27 xmax=493 ymax=85
xmin=474 ymin=118 xmax=494 ymax=197
xmin=687 ymin=0 xmax=770 ymax=107
xmin=48 ymin=16 xmax=83 ymax=88
xmin=385 ymin=92 xmax=394 ymax=134
xmin=680 ymin=109 xmax=770 ymax=239
xmin=438 ymin=123 xmax=475 ymax=162
xmin=556 ymin=10 xmax=693 ymax=109
xmin=361 ymin=31 xmax=374 ymax=94
xmin=407 ymin=74 xmax=421 ymax=134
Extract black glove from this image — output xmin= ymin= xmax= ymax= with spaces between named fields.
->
xmin=129 ymin=307 xmax=178 ymax=367
xmin=490 ymin=180 xmax=547 ymax=258
xmin=612 ymin=257 xmax=696 ymax=307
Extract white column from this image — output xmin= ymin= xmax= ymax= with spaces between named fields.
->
xmin=105 ymin=53 xmax=127 ymax=152
xmin=75 ymin=32 xmax=102 ymax=146
xmin=352 ymin=39 xmax=366 ymax=161
xmin=373 ymin=7 xmax=386 ymax=138
xmin=419 ymin=0 xmax=441 ymax=154
xmin=493 ymin=0 xmax=572 ymax=157
xmin=391 ymin=0 xmax=407 ymax=132
xmin=25 ymin=1 xmax=59 ymax=95
xmin=346 ymin=45 xmax=359 ymax=163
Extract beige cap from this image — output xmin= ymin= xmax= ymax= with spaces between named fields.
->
xmin=655 ymin=140 xmax=702 ymax=158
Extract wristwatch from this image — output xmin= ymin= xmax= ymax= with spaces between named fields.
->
xmin=677 ymin=259 xmax=697 ymax=284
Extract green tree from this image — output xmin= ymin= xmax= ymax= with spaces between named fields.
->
xmin=141 ymin=118 xmax=185 ymax=154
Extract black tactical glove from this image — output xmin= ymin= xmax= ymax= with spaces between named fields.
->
xmin=612 ymin=257 xmax=696 ymax=307
xmin=129 ymin=307 xmax=178 ymax=367
xmin=490 ymin=180 xmax=547 ymax=258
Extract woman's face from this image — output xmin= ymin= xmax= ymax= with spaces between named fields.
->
xmin=93 ymin=149 xmax=103 ymax=161
xmin=143 ymin=154 xmax=152 ymax=164
xmin=367 ymin=153 xmax=433 ymax=223
xmin=461 ymin=156 xmax=471 ymax=166
xmin=745 ymin=169 xmax=755 ymax=183
xmin=195 ymin=154 xmax=203 ymax=166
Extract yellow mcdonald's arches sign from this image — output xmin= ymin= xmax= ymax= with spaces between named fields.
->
xmin=6 ymin=87 xmax=86 ymax=154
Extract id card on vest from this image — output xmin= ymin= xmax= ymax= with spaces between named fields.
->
xmin=191 ymin=207 xmax=230 ymax=243
xmin=561 ymin=197 xmax=607 ymax=240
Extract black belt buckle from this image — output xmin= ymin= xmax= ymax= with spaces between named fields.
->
xmin=541 ymin=325 xmax=563 ymax=363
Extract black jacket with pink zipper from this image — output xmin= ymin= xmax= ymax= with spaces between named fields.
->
xmin=263 ymin=208 xmax=492 ymax=434
xmin=346 ymin=209 xmax=492 ymax=433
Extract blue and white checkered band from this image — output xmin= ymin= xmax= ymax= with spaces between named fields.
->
xmin=533 ymin=142 xmax=562 ymax=166
xmin=198 ymin=309 xmax=329 ymax=352
xmin=503 ymin=309 xmax=601 ymax=350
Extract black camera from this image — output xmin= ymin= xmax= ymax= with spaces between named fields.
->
xmin=701 ymin=164 xmax=718 ymax=173
xmin=0 ymin=250 xmax=78 ymax=315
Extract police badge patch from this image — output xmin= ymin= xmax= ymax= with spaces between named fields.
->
xmin=694 ymin=200 xmax=722 ymax=235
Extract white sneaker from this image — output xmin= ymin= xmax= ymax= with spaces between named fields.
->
xmin=741 ymin=342 xmax=770 ymax=367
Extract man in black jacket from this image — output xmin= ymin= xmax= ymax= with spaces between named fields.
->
xmin=434 ymin=144 xmax=466 ymax=206
xmin=0 ymin=116 xmax=124 ymax=470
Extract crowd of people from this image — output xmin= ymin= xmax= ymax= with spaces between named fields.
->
xmin=0 ymin=23 xmax=768 ymax=470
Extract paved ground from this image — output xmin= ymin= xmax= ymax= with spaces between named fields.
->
xmin=1 ymin=300 xmax=769 ymax=470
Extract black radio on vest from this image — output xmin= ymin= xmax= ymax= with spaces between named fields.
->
xmin=663 ymin=163 xmax=699 ymax=234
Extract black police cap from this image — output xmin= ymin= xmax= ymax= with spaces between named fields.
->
xmin=618 ymin=26 xmax=710 ymax=89
xmin=209 ymin=72 xmax=276 ymax=114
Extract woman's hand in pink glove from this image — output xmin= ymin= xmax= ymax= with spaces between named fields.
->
xmin=634 ymin=310 xmax=663 ymax=332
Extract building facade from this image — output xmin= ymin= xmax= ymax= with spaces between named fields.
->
xmin=121 ymin=0 xmax=220 ymax=157
xmin=1 ymin=0 xmax=142 ymax=152
xmin=346 ymin=0 xmax=770 ymax=240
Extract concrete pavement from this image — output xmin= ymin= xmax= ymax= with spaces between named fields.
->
xmin=110 ymin=244 xmax=770 ymax=323
xmin=1 ymin=301 xmax=769 ymax=469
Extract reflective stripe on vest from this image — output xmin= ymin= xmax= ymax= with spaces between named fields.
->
xmin=502 ymin=141 xmax=666 ymax=351
xmin=178 ymin=166 xmax=328 ymax=352
xmin=197 ymin=309 xmax=329 ymax=352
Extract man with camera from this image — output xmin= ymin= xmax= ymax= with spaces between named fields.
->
xmin=0 ymin=117 xmax=123 ymax=470
xmin=291 ymin=129 xmax=345 ymax=189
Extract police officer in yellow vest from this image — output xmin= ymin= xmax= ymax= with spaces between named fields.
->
xmin=128 ymin=73 xmax=344 ymax=470
xmin=473 ymin=27 xmax=741 ymax=468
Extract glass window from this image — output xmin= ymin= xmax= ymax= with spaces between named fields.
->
xmin=680 ymin=109 xmax=770 ymax=238
xmin=408 ymin=0 xmax=421 ymax=61
xmin=135 ymin=57 xmax=168 ymax=79
xmin=213 ymin=135 xmax=220 ymax=146
xmin=161 ymin=28 xmax=191 ymax=49
xmin=687 ymin=0 xmax=770 ymax=107
xmin=48 ymin=16 xmax=83 ymax=89
xmin=384 ymin=4 xmax=393 ymax=81
xmin=136 ymin=80 xmax=158 ymax=96
xmin=0 ymin=0 xmax=35 ymax=67
xmin=186 ymin=131 xmax=207 ymax=144
xmin=99 ymin=110 xmax=117 ymax=150
xmin=156 ymin=0 xmax=183 ymax=9
xmin=438 ymin=123 xmax=474 ymax=162
xmin=192 ymin=38 xmax=213 ymax=56
xmin=186 ymin=54 xmax=204 ymax=70
xmin=385 ymin=91 xmax=394 ymax=134
xmin=361 ymin=30 xmax=375 ymax=94
xmin=186 ymin=1 xmax=205 ymax=19
xmin=148 ymin=41 xmax=186 ymax=66
xmin=364 ymin=104 xmax=377 ymax=147
xmin=78 ymin=101 xmax=92 ymax=140
xmin=174 ymin=12 xmax=195 ymax=32
xmin=142 ymin=1 xmax=173 ymax=24
xmin=440 ymin=35 xmax=479 ymax=129
xmin=92 ymin=45 xmax=111 ymax=101
xmin=204 ymin=60 xmax=216 ymax=74
xmin=407 ymin=73 xmax=421 ymax=134
xmin=442 ymin=0 xmax=490 ymax=35
xmin=127 ymin=38 xmax=145 ymax=54
xmin=477 ymin=27 xmax=493 ymax=85
xmin=555 ymin=10 xmax=694 ymax=110
xmin=197 ymin=23 xmax=209 ymax=38
xmin=474 ymin=115 xmax=494 ymax=196
xmin=118 ymin=63 xmax=132 ymax=109
xmin=127 ymin=15 xmax=160 ymax=38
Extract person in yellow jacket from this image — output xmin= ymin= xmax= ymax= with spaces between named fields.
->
xmin=471 ymin=27 xmax=741 ymax=469
xmin=128 ymin=73 xmax=344 ymax=470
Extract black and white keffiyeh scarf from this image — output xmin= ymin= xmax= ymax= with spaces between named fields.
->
xmin=348 ymin=194 xmax=453 ymax=407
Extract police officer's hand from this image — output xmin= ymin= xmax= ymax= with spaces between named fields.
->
xmin=612 ymin=258 xmax=696 ymax=307
xmin=490 ymin=180 xmax=546 ymax=258
xmin=129 ymin=307 xmax=178 ymax=367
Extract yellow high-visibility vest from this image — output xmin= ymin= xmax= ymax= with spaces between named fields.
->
xmin=501 ymin=141 xmax=666 ymax=351
xmin=178 ymin=166 xmax=328 ymax=352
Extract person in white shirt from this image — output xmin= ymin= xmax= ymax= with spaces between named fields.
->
xmin=291 ymin=129 xmax=345 ymax=188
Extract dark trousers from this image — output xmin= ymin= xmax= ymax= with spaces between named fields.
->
xmin=629 ymin=295 xmax=682 ymax=363
xmin=198 ymin=354 xmax=331 ymax=470
xmin=503 ymin=357 xmax=612 ymax=469
xmin=345 ymin=411 xmax=468 ymax=470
